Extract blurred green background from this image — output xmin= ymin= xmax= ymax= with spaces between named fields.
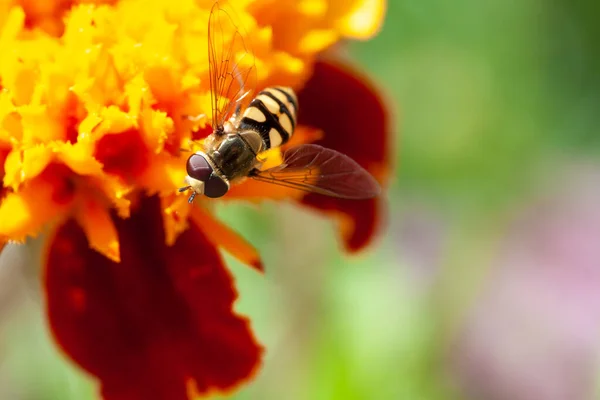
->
xmin=2 ymin=0 xmax=600 ymax=399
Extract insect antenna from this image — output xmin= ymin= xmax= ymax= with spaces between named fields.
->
xmin=178 ymin=186 xmax=191 ymax=193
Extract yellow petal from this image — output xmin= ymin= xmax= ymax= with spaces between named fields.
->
xmin=4 ymin=66 xmax=37 ymax=106
xmin=336 ymin=0 xmax=386 ymax=39
xmin=19 ymin=104 xmax=65 ymax=144
xmin=22 ymin=145 xmax=53 ymax=181
xmin=3 ymin=145 xmax=53 ymax=189
xmin=298 ymin=0 xmax=328 ymax=17
xmin=298 ymin=29 xmax=339 ymax=54
xmin=54 ymin=141 xmax=104 ymax=177
xmin=140 ymin=108 xmax=174 ymax=152
xmin=265 ymin=52 xmax=307 ymax=86
xmin=0 ymin=7 xmax=25 ymax=46
xmin=88 ymin=50 xmax=124 ymax=106
xmin=124 ymin=75 xmax=156 ymax=118
xmin=93 ymin=105 xmax=137 ymax=138
xmin=2 ymin=150 xmax=21 ymax=189
xmin=0 ymin=93 xmax=20 ymax=141
xmin=77 ymin=112 xmax=103 ymax=138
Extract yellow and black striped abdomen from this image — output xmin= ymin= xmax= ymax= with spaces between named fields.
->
xmin=238 ymin=86 xmax=298 ymax=150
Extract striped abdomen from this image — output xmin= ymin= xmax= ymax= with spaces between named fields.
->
xmin=238 ymin=86 xmax=298 ymax=150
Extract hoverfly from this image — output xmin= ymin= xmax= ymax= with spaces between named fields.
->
xmin=179 ymin=0 xmax=381 ymax=202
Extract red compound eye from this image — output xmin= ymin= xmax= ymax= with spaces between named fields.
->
xmin=186 ymin=154 xmax=213 ymax=182
xmin=204 ymin=175 xmax=229 ymax=198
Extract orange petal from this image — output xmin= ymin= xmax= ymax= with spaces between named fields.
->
xmin=75 ymin=198 xmax=120 ymax=263
xmin=191 ymin=206 xmax=264 ymax=272
xmin=161 ymin=193 xmax=192 ymax=246
xmin=334 ymin=0 xmax=387 ymax=39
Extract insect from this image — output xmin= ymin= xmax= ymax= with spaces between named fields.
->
xmin=179 ymin=0 xmax=381 ymax=203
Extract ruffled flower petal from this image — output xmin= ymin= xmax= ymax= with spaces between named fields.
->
xmin=45 ymin=195 xmax=262 ymax=399
xmin=296 ymin=60 xmax=391 ymax=251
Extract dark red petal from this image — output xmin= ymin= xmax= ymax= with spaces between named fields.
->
xmin=44 ymin=196 xmax=262 ymax=400
xmin=0 ymin=147 xmax=9 ymax=179
xmin=94 ymin=129 xmax=150 ymax=182
xmin=296 ymin=60 xmax=392 ymax=251
xmin=0 ymin=146 xmax=9 ymax=201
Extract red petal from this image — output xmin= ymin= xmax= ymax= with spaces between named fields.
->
xmin=296 ymin=60 xmax=391 ymax=251
xmin=44 ymin=196 xmax=262 ymax=400
xmin=94 ymin=129 xmax=150 ymax=182
xmin=0 ymin=146 xmax=9 ymax=202
xmin=0 ymin=146 xmax=9 ymax=181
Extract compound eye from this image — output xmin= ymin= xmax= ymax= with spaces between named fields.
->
xmin=204 ymin=174 xmax=229 ymax=198
xmin=186 ymin=154 xmax=212 ymax=182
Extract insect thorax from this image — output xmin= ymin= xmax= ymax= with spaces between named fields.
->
xmin=238 ymin=86 xmax=298 ymax=150
xmin=205 ymin=132 xmax=259 ymax=181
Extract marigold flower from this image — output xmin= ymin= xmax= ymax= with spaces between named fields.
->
xmin=0 ymin=0 xmax=390 ymax=398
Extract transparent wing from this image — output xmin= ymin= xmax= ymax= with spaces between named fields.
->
xmin=250 ymin=144 xmax=381 ymax=200
xmin=208 ymin=0 xmax=257 ymax=131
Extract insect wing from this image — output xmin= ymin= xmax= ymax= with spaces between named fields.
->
xmin=208 ymin=1 xmax=257 ymax=130
xmin=251 ymin=144 xmax=381 ymax=199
